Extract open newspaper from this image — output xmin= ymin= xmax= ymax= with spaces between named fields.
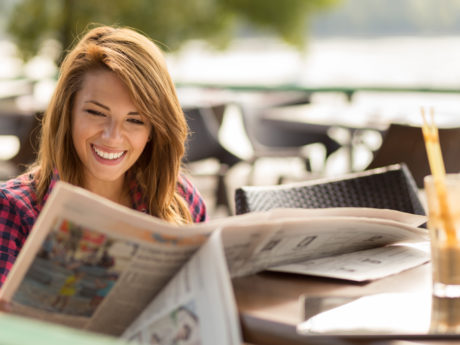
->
xmin=0 ymin=181 xmax=429 ymax=342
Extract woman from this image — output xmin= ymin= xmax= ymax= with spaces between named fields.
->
xmin=0 ymin=25 xmax=207 ymax=287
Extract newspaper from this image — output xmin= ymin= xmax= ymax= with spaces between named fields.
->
xmin=269 ymin=242 xmax=430 ymax=282
xmin=122 ymin=230 xmax=240 ymax=345
xmin=0 ymin=181 xmax=429 ymax=340
xmin=219 ymin=208 xmax=428 ymax=278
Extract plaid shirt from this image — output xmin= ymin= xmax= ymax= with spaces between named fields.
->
xmin=0 ymin=171 xmax=207 ymax=287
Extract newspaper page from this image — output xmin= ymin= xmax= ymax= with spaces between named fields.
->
xmin=269 ymin=242 xmax=430 ymax=281
xmin=220 ymin=214 xmax=429 ymax=278
xmin=122 ymin=230 xmax=241 ymax=345
xmin=0 ymin=182 xmax=216 ymax=336
xmin=264 ymin=207 xmax=427 ymax=228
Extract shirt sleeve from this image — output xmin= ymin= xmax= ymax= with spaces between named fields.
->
xmin=0 ymin=189 xmax=31 ymax=287
xmin=177 ymin=175 xmax=208 ymax=223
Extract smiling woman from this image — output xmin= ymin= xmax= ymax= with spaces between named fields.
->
xmin=0 ymin=25 xmax=207 ymax=287
xmin=71 ymin=69 xmax=152 ymax=204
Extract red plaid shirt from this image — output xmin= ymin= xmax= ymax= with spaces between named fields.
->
xmin=0 ymin=171 xmax=207 ymax=287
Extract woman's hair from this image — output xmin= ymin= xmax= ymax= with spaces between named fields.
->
xmin=33 ymin=25 xmax=192 ymax=224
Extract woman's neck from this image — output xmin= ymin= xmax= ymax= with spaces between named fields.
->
xmin=84 ymin=178 xmax=131 ymax=207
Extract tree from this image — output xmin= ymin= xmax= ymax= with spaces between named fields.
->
xmin=5 ymin=0 xmax=339 ymax=62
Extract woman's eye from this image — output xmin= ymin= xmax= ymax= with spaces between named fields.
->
xmin=85 ymin=109 xmax=106 ymax=117
xmin=127 ymin=118 xmax=145 ymax=125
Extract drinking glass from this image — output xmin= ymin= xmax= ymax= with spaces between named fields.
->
xmin=425 ymin=174 xmax=460 ymax=298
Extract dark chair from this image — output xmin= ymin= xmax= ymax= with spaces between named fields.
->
xmin=183 ymin=105 xmax=240 ymax=168
xmin=367 ymin=123 xmax=460 ymax=188
xmin=183 ymin=104 xmax=241 ymax=212
xmin=238 ymin=92 xmax=341 ymax=183
xmin=234 ymin=163 xmax=425 ymax=216
xmin=0 ymin=111 xmax=41 ymax=179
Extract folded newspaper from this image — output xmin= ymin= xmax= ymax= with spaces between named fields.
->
xmin=0 ymin=181 xmax=429 ymax=343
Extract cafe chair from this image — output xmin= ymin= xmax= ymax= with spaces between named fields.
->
xmin=234 ymin=163 xmax=425 ymax=216
xmin=183 ymin=105 xmax=241 ymax=167
xmin=238 ymin=92 xmax=341 ymax=184
xmin=0 ymin=111 xmax=41 ymax=179
xmin=183 ymin=104 xmax=241 ymax=212
xmin=367 ymin=123 xmax=460 ymax=188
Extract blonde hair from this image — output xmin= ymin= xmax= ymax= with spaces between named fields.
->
xmin=33 ymin=25 xmax=192 ymax=224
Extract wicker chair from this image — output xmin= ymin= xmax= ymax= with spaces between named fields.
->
xmin=234 ymin=163 xmax=425 ymax=216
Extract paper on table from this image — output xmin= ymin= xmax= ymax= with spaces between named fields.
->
xmin=270 ymin=242 xmax=430 ymax=282
xmin=297 ymin=292 xmax=431 ymax=335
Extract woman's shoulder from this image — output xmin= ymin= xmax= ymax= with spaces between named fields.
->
xmin=0 ymin=173 xmax=37 ymax=209
xmin=176 ymin=174 xmax=203 ymax=203
xmin=177 ymin=174 xmax=207 ymax=222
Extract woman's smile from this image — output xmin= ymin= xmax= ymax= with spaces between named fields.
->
xmin=91 ymin=144 xmax=127 ymax=164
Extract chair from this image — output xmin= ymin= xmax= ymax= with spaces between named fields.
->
xmin=237 ymin=92 xmax=341 ymax=183
xmin=367 ymin=123 xmax=460 ymax=188
xmin=183 ymin=105 xmax=240 ymax=168
xmin=183 ymin=104 xmax=241 ymax=212
xmin=0 ymin=111 xmax=41 ymax=179
xmin=234 ymin=163 xmax=425 ymax=216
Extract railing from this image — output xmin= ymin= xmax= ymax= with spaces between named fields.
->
xmin=3 ymin=78 xmax=460 ymax=102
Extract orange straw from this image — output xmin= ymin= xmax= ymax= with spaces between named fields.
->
xmin=421 ymin=107 xmax=456 ymax=244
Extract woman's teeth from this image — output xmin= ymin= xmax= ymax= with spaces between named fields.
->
xmin=93 ymin=146 xmax=125 ymax=160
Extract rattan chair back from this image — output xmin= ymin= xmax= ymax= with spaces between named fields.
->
xmin=235 ymin=163 xmax=425 ymax=216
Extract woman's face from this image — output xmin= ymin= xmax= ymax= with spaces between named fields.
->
xmin=71 ymin=69 xmax=152 ymax=188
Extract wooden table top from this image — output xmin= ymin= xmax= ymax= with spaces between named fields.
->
xmin=232 ymin=263 xmax=460 ymax=345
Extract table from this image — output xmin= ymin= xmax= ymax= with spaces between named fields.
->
xmin=262 ymin=103 xmax=460 ymax=173
xmin=261 ymin=104 xmax=387 ymax=173
xmin=233 ymin=263 xmax=460 ymax=345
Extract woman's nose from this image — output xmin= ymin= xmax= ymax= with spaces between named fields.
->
xmin=102 ymin=120 xmax=123 ymax=142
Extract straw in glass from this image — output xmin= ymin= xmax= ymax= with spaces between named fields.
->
xmin=421 ymin=107 xmax=456 ymax=244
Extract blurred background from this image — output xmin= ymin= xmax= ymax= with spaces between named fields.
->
xmin=2 ymin=0 xmax=460 ymax=217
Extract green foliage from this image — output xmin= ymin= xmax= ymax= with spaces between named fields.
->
xmin=5 ymin=0 xmax=339 ymax=62
xmin=224 ymin=0 xmax=338 ymax=48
